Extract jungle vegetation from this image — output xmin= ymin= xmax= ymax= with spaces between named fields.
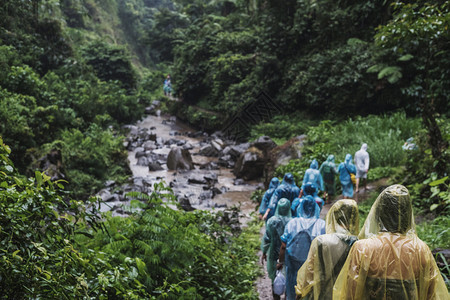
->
xmin=0 ymin=0 xmax=448 ymax=297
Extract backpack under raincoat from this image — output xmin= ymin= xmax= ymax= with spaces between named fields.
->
xmin=281 ymin=196 xmax=325 ymax=300
xmin=295 ymin=199 xmax=359 ymax=300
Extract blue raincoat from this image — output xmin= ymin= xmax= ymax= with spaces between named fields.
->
xmin=337 ymin=154 xmax=357 ymax=197
xmin=268 ymin=173 xmax=301 ymax=214
xmin=259 ymin=177 xmax=280 ymax=219
xmin=281 ymin=196 xmax=326 ymax=300
xmin=261 ymin=198 xmax=292 ymax=282
xmin=301 ymin=159 xmax=324 ymax=195
xmin=292 ymin=183 xmax=324 ymax=216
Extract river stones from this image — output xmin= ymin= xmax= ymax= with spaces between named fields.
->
xmin=167 ymin=146 xmax=194 ymax=170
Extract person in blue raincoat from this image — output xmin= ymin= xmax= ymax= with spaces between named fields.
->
xmin=277 ymin=196 xmax=326 ymax=300
xmin=263 ymin=173 xmax=300 ymax=221
xmin=291 ymin=183 xmax=324 ymax=217
xmin=337 ymin=154 xmax=357 ymax=199
xmin=300 ymin=159 xmax=324 ymax=199
xmin=261 ymin=198 xmax=292 ymax=300
xmin=259 ymin=177 xmax=280 ymax=220
xmin=319 ymin=155 xmax=338 ymax=204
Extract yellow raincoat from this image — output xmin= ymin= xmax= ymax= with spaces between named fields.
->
xmin=295 ymin=199 xmax=359 ymax=300
xmin=333 ymin=184 xmax=449 ymax=299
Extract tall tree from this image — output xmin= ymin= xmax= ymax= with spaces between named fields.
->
xmin=371 ymin=1 xmax=450 ymax=176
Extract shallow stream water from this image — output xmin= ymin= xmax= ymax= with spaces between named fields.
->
xmin=127 ymin=114 xmax=261 ymax=220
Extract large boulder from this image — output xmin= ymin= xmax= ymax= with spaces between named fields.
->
xmin=167 ymin=146 xmax=194 ymax=170
xmin=233 ymin=147 xmax=265 ymax=180
xmin=271 ymin=135 xmax=306 ymax=169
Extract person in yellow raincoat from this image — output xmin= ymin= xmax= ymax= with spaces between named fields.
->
xmin=333 ymin=184 xmax=449 ymax=299
xmin=295 ymin=199 xmax=359 ymax=300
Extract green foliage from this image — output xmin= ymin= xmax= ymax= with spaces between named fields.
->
xmin=249 ymin=114 xmax=314 ymax=145
xmin=43 ymin=124 xmax=130 ymax=199
xmin=82 ymin=40 xmax=137 ymax=90
xmin=302 ymin=112 xmax=422 ymax=168
xmin=416 ymin=216 xmax=450 ymax=250
xmin=77 ymin=188 xmax=260 ymax=299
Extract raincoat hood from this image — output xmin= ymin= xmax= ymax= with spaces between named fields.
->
xmin=359 ymin=184 xmax=415 ymax=239
xmin=326 ymin=155 xmax=335 ymax=163
xmin=297 ymin=195 xmax=320 ymax=219
xmin=310 ymin=159 xmax=319 ymax=169
xmin=275 ymin=198 xmax=292 ymax=218
xmin=283 ymin=173 xmax=295 ymax=185
xmin=326 ymin=199 xmax=359 ymax=235
xmin=269 ymin=177 xmax=280 ymax=189
xmin=303 ymin=182 xmax=316 ymax=196
xmin=344 ymin=154 xmax=352 ymax=164
xmin=361 ymin=143 xmax=368 ymax=151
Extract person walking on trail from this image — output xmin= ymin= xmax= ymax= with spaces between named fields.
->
xmin=259 ymin=177 xmax=280 ymax=220
xmin=261 ymin=198 xmax=292 ymax=300
xmin=277 ymin=196 xmax=325 ymax=300
xmin=333 ymin=184 xmax=448 ymax=299
xmin=295 ymin=199 xmax=359 ymax=300
xmin=163 ymin=75 xmax=172 ymax=96
xmin=291 ymin=183 xmax=324 ymax=217
xmin=354 ymin=143 xmax=369 ymax=193
xmin=319 ymin=155 xmax=338 ymax=204
xmin=337 ymin=154 xmax=357 ymax=199
xmin=300 ymin=159 xmax=324 ymax=199
xmin=263 ymin=173 xmax=300 ymax=221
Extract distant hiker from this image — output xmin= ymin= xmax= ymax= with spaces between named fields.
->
xmin=333 ymin=185 xmax=448 ymax=299
xmin=295 ymin=199 xmax=359 ymax=300
xmin=259 ymin=177 xmax=280 ymax=220
xmin=163 ymin=75 xmax=172 ymax=96
xmin=337 ymin=154 xmax=357 ymax=199
xmin=277 ymin=196 xmax=325 ymax=300
xmin=300 ymin=159 xmax=324 ymax=199
xmin=291 ymin=183 xmax=323 ymax=217
xmin=261 ymin=198 xmax=292 ymax=300
xmin=319 ymin=155 xmax=338 ymax=204
xmin=263 ymin=173 xmax=300 ymax=221
xmin=354 ymin=143 xmax=369 ymax=193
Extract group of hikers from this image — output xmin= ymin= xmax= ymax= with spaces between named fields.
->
xmin=258 ymin=144 xmax=448 ymax=299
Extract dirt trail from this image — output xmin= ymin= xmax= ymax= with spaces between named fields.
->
xmin=255 ymin=182 xmax=385 ymax=299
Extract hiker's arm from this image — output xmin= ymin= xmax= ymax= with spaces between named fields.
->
xmin=277 ymin=242 xmax=286 ymax=270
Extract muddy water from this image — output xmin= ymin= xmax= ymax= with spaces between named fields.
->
xmin=127 ymin=114 xmax=260 ymax=220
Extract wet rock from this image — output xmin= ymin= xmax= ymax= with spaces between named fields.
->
xmin=137 ymin=156 xmax=149 ymax=166
xmin=234 ymin=178 xmax=245 ymax=185
xmin=271 ymin=135 xmax=306 ymax=169
xmin=188 ymin=174 xmax=208 ymax=184
xmin=149 ymin=163 xmax=164 ymax=171
xmin=135 ymin=150 xmax=146 ymax=159
xmin=179 ymin=196 xmax=195 ymax=211
xmin=229 ymin=143 xmax=250 ymax=159
xmin=253 ymin=136 xmax=277 ymax=152
xmin=167 ymin=147 xmax=194 ymax=170
xmin=149 ymin=132 xmax=157 ymax=142
xmin=198 ymin=191 xmax=213 ymax=200
xmin=36 ymin=149 xmax=65 ymax=181
xmin=152 ymin=100 xmax=161 ymax=106
xmin=145 ymin=106 xmax=155 ymax=114
xmin=233 ymin=147 xmax=265 ymax=180
xmin=204 ymin=172 xmax=218 ymax=183
xmin=211 ymin=139 xmax=224 ymax=152
xmin=123 ymin=125 xmax=139 ymax=136
xmin=143 ymin=141 xmax=156 ymax=151
xmin=199 ymin=144 xmax=218 ymax=157
xmin=104 ymin=180 xmax=116 ymax=187
xmin=183 ymin=143 xmax=194 ymax=150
